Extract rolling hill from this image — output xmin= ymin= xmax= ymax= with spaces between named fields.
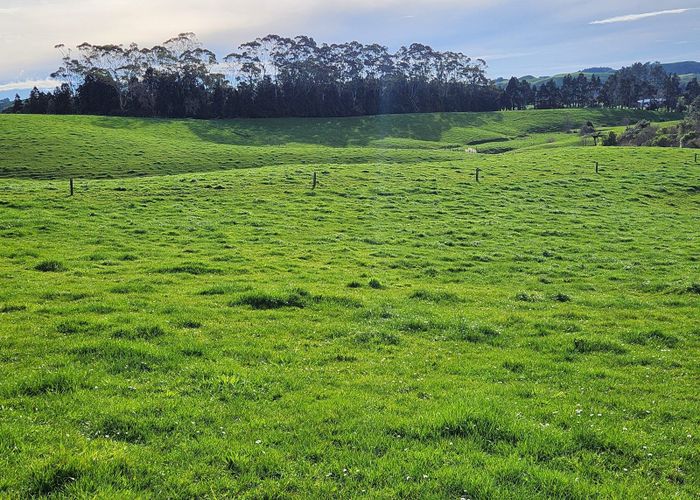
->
xmin=0 ymin=108 xmax=680 ymax=179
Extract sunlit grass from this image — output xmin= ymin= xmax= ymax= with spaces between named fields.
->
xmin=0 ymin=109 xmax=679 ymax=179
xmin=0 ymin=111 xmax=697 ymax=497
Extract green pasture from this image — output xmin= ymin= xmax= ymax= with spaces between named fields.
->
xmin=0 ymin=111 xmax=697 ymax=498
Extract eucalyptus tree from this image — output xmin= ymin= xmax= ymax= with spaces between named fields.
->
xmin=43 ymin=32 xmax=497 ymax=118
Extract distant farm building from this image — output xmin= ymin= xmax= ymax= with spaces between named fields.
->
xmin=637 ymin=98 xmax=666 ymax=110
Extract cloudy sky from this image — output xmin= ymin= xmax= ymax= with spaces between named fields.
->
xmin=1 ymin=0 xmax=699 ymax=99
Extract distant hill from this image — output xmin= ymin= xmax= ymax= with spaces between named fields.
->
xmin=494 ymin=72 xmax=615 ymax=89
xmin=580 ymin=67 xmax=615 ymax=74
xmin=661 ymin=61 xmax=700 ymax=75
xmin=0 ymin=98 xmax=11 ymax=112
xmin=495 ymin=61 xmax=700 ymax=88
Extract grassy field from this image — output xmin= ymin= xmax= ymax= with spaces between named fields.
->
xmin=0 ymin=108 xmax=679 ymax=179
xmin=0 ymin=110 xmax=698 ymax=498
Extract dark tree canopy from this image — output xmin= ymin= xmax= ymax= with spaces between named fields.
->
xmin=3 ymin=36 xmax=691 ymax=119
xmin=12 ymin=33 xmax=498 ymax=119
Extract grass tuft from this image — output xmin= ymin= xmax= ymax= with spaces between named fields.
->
xmin=624 ymin=329 xmax=679 ymax=348
xmin=410 ymin=289 xmax=460 ymax=303
xmin=422 ymin=411 xmax=520 ymax=451
xmin=159 ymin=263 xmax=223 ymax=275
xmin=34 ymin=260 xmax=66 ymax=272
xmin=27 ymin=458 xmax=83 ymax=496
xmin=572 ymin=338 xmax=627 ymax=355
xmin=368 ymin=279 xmax=384 ymax=289
xmin=112 ymin=325 xmax=166 ymax=340
xmin=503 ymin=360 xmax=526 ymax=373
xmin=230 ymin=290 xmax=309 ymax=310
xmin=516 ymin=292 xmax=542 ymax=302
xmin=1 ymin=304 xmax=27 ymax=313
xmin=451 ymin=320 xmax=501 ymax=343
xmin=15 ymin=372 xmax=79 ymax=397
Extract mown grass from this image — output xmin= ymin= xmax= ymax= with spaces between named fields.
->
xmin=0 ymin=111 xmax=698 ymax=498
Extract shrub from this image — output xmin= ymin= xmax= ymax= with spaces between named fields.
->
xmin=681 ymin=131 xmax=699 ymax=148
xmin=649 ymin=135 xmax=673 ymax=147
xmin=580 ymin=122 xmax=595 ymax=136
xmin=618 ymin=120 xmax=657 ymax=146
xmin=602 ymin=131 xmax=617 ymax=146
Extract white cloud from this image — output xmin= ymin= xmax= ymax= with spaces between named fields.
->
xmin=0 ymin=0 xmax=500 ymax=80
xmin=474 ymin=51 xmax=539 ymax=61
xmin=590 ymin=8 xmax=695 ymax=25
xmin=1 ymin=1 xmax=698 ymax=83
xmin=0 ymin=79 xmax=62 ymax=92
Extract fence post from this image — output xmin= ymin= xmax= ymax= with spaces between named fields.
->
xmin=312 ymin=172 xmax=317 ymax=190
xmin=69 ymin=178 xmax=74 ymax=196
xmin=475 ymin=168 xmax=481 ymax=183
xmin=595 ymin=162 xmax=599 ymax=174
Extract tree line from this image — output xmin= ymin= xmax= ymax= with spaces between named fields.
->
xmin=501 ymin=63 xmax=699 ymax=111
xmin=5 ymin=33 xmax=500 ymax=118
xmin=4 ymin=33 xmax=700 ymax=119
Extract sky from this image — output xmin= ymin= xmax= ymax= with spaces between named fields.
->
xmin=1 ymin=0 xmax=699 ymax=99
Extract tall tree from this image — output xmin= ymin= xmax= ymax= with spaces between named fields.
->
xmin=11 ymin=94 xmax=23 ymax=113
xmin=27 ymin=87 xmax=49 ymax=114
xmin=663 ymin=74 xmax=682 ymax=111
xmin=685 ymin=78 xmax=700 ymax=102
xmin=52 ymin=83 xmax=74 ymax=114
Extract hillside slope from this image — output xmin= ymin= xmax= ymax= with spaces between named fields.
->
xmin=0 ymin=109 xmax=679 ymax=179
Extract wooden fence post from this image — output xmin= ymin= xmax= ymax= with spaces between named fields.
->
xmin=312 ymin=172 xmax=317 ymax=190
xmin=69 ymin=178 xmax=74 ymax=196
xmin=595 ymin=162 xmax=599 ymax=174
xmin=475 ymin=168 xmax=481 ymax=183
